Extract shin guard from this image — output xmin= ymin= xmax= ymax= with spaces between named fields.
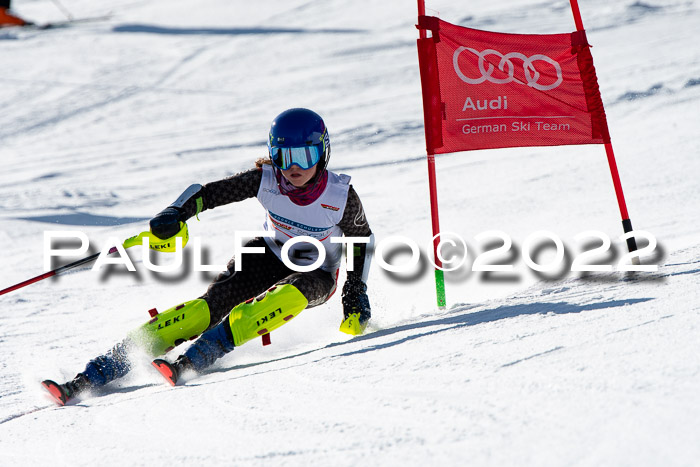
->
xmin=228 ymin=284 xmax=308 ymax=347
xmin=129 ymin=299 xmax=211 ymax=356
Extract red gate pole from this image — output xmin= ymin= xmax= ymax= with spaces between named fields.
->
xmin=569 ymin=0 xmax=638 ymax=256
xmin=418 ymin=0 xmax=446 ymax=308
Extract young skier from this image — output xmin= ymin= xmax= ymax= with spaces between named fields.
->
xmin=42 ymin=108 xmax=374 ymax=405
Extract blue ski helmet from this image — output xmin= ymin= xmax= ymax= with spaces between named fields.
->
xmin=268 ymin=108 xmax=330 ymax=175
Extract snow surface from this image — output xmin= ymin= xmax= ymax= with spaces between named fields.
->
xmin=1 ymin=0 xmax=699 ymax=465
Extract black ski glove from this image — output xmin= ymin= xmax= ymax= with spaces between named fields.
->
xmin=149 ymin=207 xmax=185 ymax=240
xmin=342 ymin=279 xmax=371 ymax=324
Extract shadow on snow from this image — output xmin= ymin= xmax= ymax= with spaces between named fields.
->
xmin=200 ymin=297 xmax=654 ymax=380
xmin=112 ymin=24 xmax=367 ymax=36
xmin=15 ymin=212 xmax=148 ymax=226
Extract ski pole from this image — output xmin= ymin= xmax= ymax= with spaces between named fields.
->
xmin=49 ymin=0 xmax=74 ymax=21
xmin=0 ymin=248 xmax=114 ymax=296
xmin=0 ymin=222 xmax=189 ymax=297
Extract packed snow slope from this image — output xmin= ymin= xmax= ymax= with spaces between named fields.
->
xmin=1 ymin=0 xmax=699 ymax=465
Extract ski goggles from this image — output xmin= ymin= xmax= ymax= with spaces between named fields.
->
xmin=268 ymin=144 xmax=322 ymax=170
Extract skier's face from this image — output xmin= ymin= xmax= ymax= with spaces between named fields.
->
xmin=281 ymin=164 xmax=317 ymax=188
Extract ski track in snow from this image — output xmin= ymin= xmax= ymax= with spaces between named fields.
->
xmin=1 ymin=0 xmax=700 ymax=465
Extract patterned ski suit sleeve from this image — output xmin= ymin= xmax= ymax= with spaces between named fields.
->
xmin=338 ymin=186 xmax=373 ymax=282
xmin=179 ymin=168 xmax=263 ymax=219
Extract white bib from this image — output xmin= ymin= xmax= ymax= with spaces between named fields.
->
xmin=257 ymin=165 xmax=350 ymax=272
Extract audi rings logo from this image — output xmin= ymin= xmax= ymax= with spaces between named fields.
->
xmin=453 ymin=47 xmax=563 ymax=91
